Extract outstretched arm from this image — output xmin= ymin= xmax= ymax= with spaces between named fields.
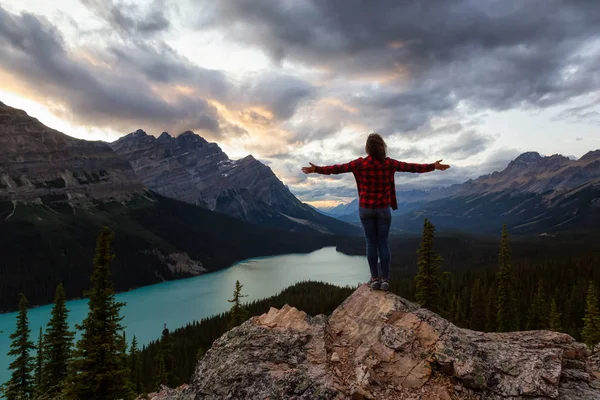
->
xmin=390 ymin=159 xmax=450 ymax=173
xmin=302 ymin=159 xmax=362 ymax=175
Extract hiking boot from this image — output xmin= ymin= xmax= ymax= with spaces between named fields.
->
xmin=380 ymin=280 xmax=389 ymax=292
xmin=367 ymin=278 xmax=381 ymax=290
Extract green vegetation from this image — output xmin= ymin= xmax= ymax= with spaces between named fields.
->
xmin=41 ymin=283 xmax=74 ymax=397
xmin=129 ymin=336 xmax=144 ymax=395
xmin=469 ymin=278 xmax=485 ymax=331
xmin=3 ymin=294 xmax=35 ymax=400
xmin=153 ymin=326 xmax=176 ymax=390
xmin=496 ymin=225 xmax=519 ymax=332
xmin=414 ymin=219 xmax=443 ymax=313
xmin=582 ymin=282 xmax=600 ymax=348
xmin=549 ymin=296 xmax=563 ymax=332
xmin=526 ymin=279 xmax=548 ymax=330
xmin=67 ymin=227 xmax=132 ymax=400
xmin=227 ymin=280 xmax=249 ymax=329
xmin=34 ymin=327 xmax=43 ymax=398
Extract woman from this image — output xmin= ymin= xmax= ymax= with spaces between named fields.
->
xmin=302 ymin=133 xmax=450 ymax=291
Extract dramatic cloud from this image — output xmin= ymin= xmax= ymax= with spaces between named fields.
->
xmin=0 ymin=7 xmax=221 ymax=134
xmin=200 ymin=0 xmax=600 ymax=134
xmin=440 ymin=131 xmax=495 ymax=160
xmin=81 ymin=0 xmax=171 ymax=36
xmin=1 ymin=0 xmax=599 ymax=205
xmin=0 ymin=5 xmax=316 ymax=138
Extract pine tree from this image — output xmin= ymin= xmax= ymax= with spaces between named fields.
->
xmin=549 ymin=296 xmax=563 ymax=332
xmin=581 ymin=281 xmax=600 ymax=348
xmin=227 ymin=281 xmax=248 ymax=329
xmin=154 ymin=355 xmax=167 ymax=391
xmin=527 ymin=279 xmax=548 ymax=330
xmin=414 ymin=219 xmax=443 ymax=313
xmin=154 ymin=325 xmax=176 ymax=390
xmin=485 ymin=283 xmax=497 ymax=332
xmin=449 ymin=294 xmax=463 ymax=325
xmin=4 ymin=293 xmax=35 ymax=400
xmin=161 ymin=325 xmax=176 ymax=388
xmin=119 ymin=332 xmax=136 ymax=400
xmin=496 ymin=225 xmax=519 ymax=332
xmin=67 ymin=227 xmax=132 ymax=400
xmin=129 ymin=336 xmax=143 ymax=396
xmin=34 ymin=327 xmax=44 ymax=398
xmin=41 ymin=283 xmax=74 ymax=397
xmin=470 ymin=278 xmax=485 ymax=331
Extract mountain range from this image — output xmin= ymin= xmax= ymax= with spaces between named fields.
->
xmin=319 ymin=151 xmax=600 ymax=234
xmin=110 ymin=129 xmax=358 ymax=235
xmin=0 ymin=101 xmax=350 ymax=311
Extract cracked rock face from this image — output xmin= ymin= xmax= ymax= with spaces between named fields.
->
xmin=144 ymin=285 xmax=600 ymax=400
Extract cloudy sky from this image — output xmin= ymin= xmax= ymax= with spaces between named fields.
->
xmin=1 ymin=0 xmax=599 ymax=206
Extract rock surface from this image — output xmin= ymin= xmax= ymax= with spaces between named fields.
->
xmin=0 ymin=101 xmax=145 ymax=205
xmin=146 ymin=285 xmax=600 ymax=400
xmin=111 ymin=129 xmax=359 ymax=235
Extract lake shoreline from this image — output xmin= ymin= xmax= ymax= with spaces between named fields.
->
xmin=0 ymin=247 xmax=368 ymax=384
xmin=0 ymin=244 xmax=341 ymax=314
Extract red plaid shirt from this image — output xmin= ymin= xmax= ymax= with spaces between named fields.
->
xmin=315 ymin=156 xmax=435 ymax=210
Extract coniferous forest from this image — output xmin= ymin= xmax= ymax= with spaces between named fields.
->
xmin=3 ymin=224 xmax=600 ymax=398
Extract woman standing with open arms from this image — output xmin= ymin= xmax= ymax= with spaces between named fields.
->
xmin=302 ymin=133 xmax=450 ymax=291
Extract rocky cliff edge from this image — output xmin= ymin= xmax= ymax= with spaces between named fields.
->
xmin=144 ymin=285 xmax=600 ymax=399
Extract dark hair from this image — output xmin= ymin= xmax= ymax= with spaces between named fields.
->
xmin=365 ymin=133 xmax=387 ymax=162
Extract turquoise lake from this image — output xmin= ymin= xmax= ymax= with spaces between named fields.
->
xmin=0 ymin=247 xmax=367 ymax=385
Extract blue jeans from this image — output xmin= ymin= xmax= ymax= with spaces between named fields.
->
xmin=359 ymin=207 xmax=392 ymax=280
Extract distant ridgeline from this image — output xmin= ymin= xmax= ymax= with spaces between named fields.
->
xmin=321 ymin=151 xmax=600 ymax=235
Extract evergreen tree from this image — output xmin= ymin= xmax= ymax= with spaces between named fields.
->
xmin=41 ymin=283 xmax=74 ymax=397
xmin=549 ymin=296 xmax=563 ymax=332
xmin=4 ymin=293 xmax=35 ymax=400
xmin=154 ymin=355 xmax=167 ymax=391
xmin=161 ymin=326 xmax=176 ymax=388
xmin=470 ymin=278 xmax=485 ymax=331
xmin=485 ymin=283 xmax=497 ymax=332
xmin=227 ymin=281 xmax=248 ymax=329
xmin=449 ymin=294 xmax=463 ymax=325
xmin=496 ymin=225 xmax=519 ymax=332
xmin=67 ymin=227 xmax=132 ymax=400
xmin=415 ymin=219 xmax=443 ymax=313
xmin=527 ymin=279 xmax=548 ymax=330
xmin=154 ymin=325 xmax=176 ymax=389
xmin=582 ymin=281 xmax=600 ymax=348
xmin=119 ymin=332 xmax=136 ymax=400
xmin=129 ymin=336 xmax=143 ymax=396
xmin=34 ymin=327 xmax=43 ymax=398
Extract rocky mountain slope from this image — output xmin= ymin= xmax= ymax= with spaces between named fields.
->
xmin=393 ymin=152 xmax=600 ymax=234
xmin=0 ymin=102 xmax=338 ymax=311
xmin=144 ymin=285 xmax=600 ymax=399
xmin=0 ymin=101 xmax=145 ymax=205
xmin=455 ymin=151 xmax=600 ymax=196
xmin=111 ymin=130 xmax=359 ymax=235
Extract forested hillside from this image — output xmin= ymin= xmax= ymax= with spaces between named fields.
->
xmin=0 ymin=193 xmax=339 ymax=312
